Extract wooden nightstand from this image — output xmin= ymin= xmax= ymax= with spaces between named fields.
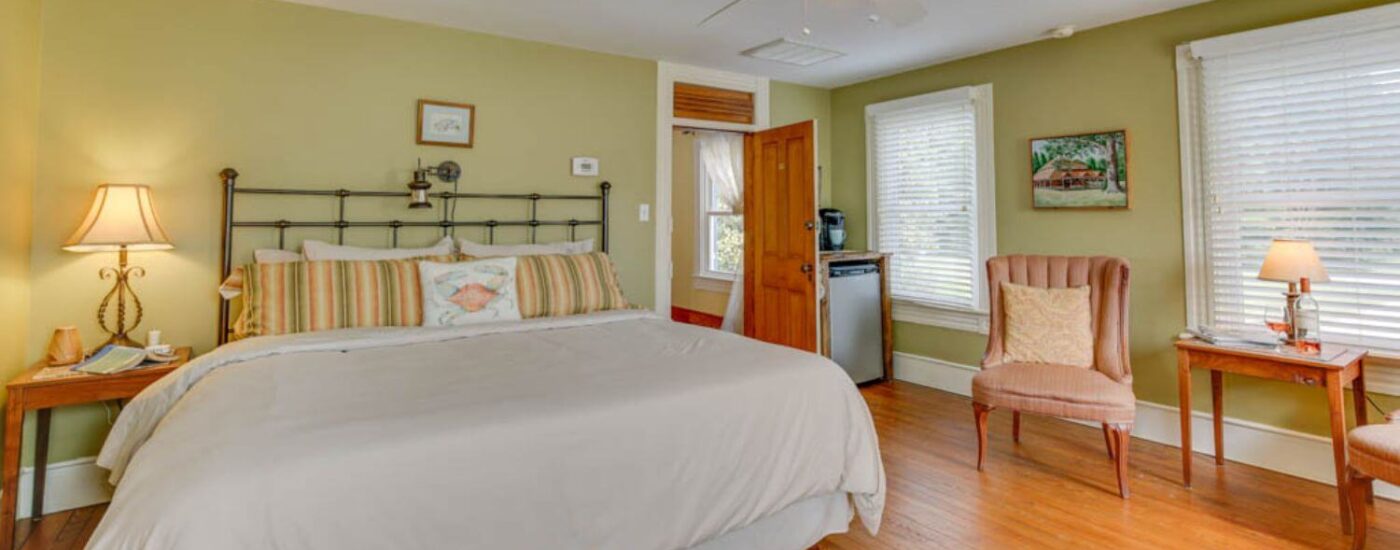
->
xmin=0 ymin=347 xmax=191 ymax=550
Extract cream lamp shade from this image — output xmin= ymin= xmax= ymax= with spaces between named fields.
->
xmin=1257 ymin=239 xmax=1329 ymax=283
xmin=63 ymin=184 xmax=173 ymax=252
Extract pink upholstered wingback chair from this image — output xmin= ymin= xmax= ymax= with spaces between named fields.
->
xmin=972 ymin=255 xmax=1136 ymax=497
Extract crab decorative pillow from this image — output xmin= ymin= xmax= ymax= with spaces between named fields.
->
xmin=419 ymin=257 xmax=522 ymax=326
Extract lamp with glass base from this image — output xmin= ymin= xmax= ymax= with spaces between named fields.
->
xmin=62 ymin=184 xmax=173 ymax=349
xmin=1257 ymin=239 xmax=1329 ymax=353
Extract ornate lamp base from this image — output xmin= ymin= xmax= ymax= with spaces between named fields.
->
xmin=95 ymin=246 xmax=146 ymax=350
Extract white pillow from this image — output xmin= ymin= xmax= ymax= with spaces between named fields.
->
xmin=304 ymin=236 xmax=454 ymax=261
xmin=419 ymin=257 xmax=522 ymax=326
xmin=253 ymin=249 xmax=302 ymax=263
xmin=457 ymin=238 xmax=592 ymax=258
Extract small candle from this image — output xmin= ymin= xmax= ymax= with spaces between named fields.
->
xmin=147 ymin=329 xmax=162 ymax=347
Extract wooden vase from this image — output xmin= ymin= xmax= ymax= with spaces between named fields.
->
xmin=46 ymin=326 xmax=84 ymax=366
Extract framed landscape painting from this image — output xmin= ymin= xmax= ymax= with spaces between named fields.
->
xmin=1029 ymin=130 xmax=1129 ymax=209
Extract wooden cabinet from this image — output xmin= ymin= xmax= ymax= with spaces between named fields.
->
xmin=819 ymin=251 xmax=893 ymax=383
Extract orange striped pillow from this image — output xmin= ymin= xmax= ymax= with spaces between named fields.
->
xmin=238 ymin=255 xmax=458 ymax=338
xmin=516 ymin=252 xmax=631 ymax=318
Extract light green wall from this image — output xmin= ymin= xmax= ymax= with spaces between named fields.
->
xmin=831 ymin=0 xmax=1400 ymax=436
xmin=0 ymin=0 xmax=40 ymax=447
xmin=27 ymin=0 xmax=658 ymax=463
xmin=771 ymin=81 xmax=834 ymax=207
xmin=1 ymin=0 xmax=40 ymax=366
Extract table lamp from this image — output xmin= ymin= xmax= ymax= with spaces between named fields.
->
xmin=1257 ymin=238 xmax=1328 ymax=348
xmin=63 ymin=184 xmax=173 ymax=348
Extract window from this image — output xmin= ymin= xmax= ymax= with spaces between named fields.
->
xmin=694 ymin=131 xmax=744 ymax=281
xmin=1178 ymin=4 xmax=1400 ymax=356
xmin=866 ymin=84 xmax=996 ymax=333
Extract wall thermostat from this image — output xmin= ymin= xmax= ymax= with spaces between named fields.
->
xmin=572 ymin=157 xmax=599 ymax=177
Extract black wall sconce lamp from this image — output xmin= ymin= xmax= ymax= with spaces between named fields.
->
xmin=408 ymin=159 xmax=462 ymax=208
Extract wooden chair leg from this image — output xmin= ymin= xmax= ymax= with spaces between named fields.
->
xmin=973 ymin=403 xmax=992 ymax=471
xmin=1349 ymin=467 xmax=1370 ymax=550
xmin=1102 ymin=423 xmax=1116 ymax=461
xmin=1012 ymin=411 xmax=1021 ymax=443
xmin=1109 ymin=423 xmax=1132 ymax=499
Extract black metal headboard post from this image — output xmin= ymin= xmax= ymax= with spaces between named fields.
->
xmin=216 ymin=167 xmax=611 ymax=344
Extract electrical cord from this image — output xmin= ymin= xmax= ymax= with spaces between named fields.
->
xmin=1366 ymin=393 xmax=1390 ymax=418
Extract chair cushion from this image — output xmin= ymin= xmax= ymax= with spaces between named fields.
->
xmin=1349 ymin=422 xmax=1400 ymax=483
xmin=972 ymin=363 xmax=1135 ymax=423
xmin=1001 ymin=282 xmax=1094 ymax=368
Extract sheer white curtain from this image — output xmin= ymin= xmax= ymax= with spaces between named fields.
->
xmin=697 ymin=131 xmax=744 ymax=214
xmin=695 ymin=131 xmax=746 ymax=333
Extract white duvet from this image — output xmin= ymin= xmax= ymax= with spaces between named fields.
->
xmin=90 ymin=310 xmax=885 ymax=549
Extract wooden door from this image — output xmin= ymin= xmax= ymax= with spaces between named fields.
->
xmin=743 ymin=121 xmax=818 ymax=352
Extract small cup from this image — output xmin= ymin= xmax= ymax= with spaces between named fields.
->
xmin=147 ymin=330 xmax=162 ymax=347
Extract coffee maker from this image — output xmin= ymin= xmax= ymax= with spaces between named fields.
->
xmin=819 ymin=208 xmax=846 ymax=251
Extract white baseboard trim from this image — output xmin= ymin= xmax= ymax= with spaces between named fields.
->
xmin=10 ymin=456 xmax=112 ymax=519
xmin=893 ymin=351 xmax=1400 ymax=501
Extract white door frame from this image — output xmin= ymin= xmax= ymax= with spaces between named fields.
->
xmin=654 ymin=62 xmax=769 ymax=315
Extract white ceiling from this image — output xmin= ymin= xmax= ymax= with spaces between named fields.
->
xmin=283 ymin=0 xmax=1209 ymax=88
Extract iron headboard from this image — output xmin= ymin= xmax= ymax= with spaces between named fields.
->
xmin=216 ymin=167 xmax=611 ymax=344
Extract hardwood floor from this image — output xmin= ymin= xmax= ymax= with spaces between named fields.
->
xmin=822 ymin=381 xmax=1400 ymax=549
xmin=19 ymin=380 xmax=1400 ymax=549
xmin=14 ymin=503 xmax=104 ymax=550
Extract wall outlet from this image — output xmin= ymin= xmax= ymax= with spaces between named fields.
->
xmin=639 ymin=204 xmax=650 ymax=222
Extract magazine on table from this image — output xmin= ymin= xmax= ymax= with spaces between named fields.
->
xmin=73 ymin=345 xmax=178 ymax=375
xmin=1185 ymin=326 xmax=1346 ymax=362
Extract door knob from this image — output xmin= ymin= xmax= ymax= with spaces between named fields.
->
xmin=800 ymin=263 xmax=813 ymax=273
xmin=804 ymin=220 xmax=816 ymax=230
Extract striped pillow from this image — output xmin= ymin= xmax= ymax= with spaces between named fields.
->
xmin=516 ymin=252 xmax=631 ymax=318
xmin=238 ymin=255 xmax=458 ymax=338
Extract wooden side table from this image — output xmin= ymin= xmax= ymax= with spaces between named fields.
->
xmin=1175 ymin=339 xmax=1367 ymax=534
xmin=0 ymin=347 xmax=191 ymax=550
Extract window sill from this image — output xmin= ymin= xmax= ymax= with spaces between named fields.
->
xmin=891 ymin=300 xmax=989 ymax=335
xmin=692 ymin=274 xmax=734 ymax=294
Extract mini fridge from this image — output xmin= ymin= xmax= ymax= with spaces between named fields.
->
xmin=828 ymin=262 xmax=884 ymax=384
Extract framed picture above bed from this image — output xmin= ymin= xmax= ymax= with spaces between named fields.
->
xmin=417 ymin=99 xmax=475 ymax=148
xmin=1029 ymin=129 xmax=1129 ymax=209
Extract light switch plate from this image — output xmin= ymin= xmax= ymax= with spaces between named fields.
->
xmin=572 ymin=157 xmax=599 ymax=176
xmin=639 ymin=204 xmax=650 ymax=222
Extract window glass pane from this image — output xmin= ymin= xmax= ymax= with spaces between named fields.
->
xmin=870 ymin=95 xmax=978 ymax=310
xmin=709 ymin=214 xmax=743 ymax=275
xmin=1191 ymin=22 xmax=1400 ymax=354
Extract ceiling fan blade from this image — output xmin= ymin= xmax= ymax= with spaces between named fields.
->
xmin=698 ymin=0 xmax=750 ymax=27
xmin=871 ymin=0 xmax=927 ymax=27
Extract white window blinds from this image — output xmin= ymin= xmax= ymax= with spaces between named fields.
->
xmin=1183 ymin=5 xmax=1400 ymax=354
xmin=868 ymin=86 xmax=987 ymax=311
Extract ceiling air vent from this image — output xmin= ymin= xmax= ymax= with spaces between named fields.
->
xmin=741 ymin=39 xmax=844 ymax=66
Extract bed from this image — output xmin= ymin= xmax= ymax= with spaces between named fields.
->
xmin=85 ymin=170 xmax=885 ymax=549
